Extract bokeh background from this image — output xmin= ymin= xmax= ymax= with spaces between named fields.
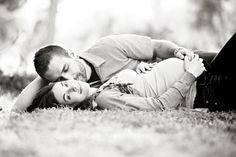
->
xmin=0 ymin=0 xmax=236 ymax=94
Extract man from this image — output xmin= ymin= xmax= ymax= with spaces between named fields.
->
xmin=12 ymin=34 xmax=197 ymax=112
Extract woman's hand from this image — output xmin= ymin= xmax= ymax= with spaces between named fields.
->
xmin=184 ymin=54 xmax=205 ymax=78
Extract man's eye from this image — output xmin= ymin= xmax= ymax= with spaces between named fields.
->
xmin=63 ymin=64 xmax=69 ymax=73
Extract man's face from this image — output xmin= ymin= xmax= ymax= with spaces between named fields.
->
xmin=44 ymin=55 xmax=87 ymax=82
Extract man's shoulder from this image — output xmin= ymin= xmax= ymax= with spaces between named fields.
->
xmin=96 ymin=34 xmax=150 ymax=42
xmin=103 ymin=34 xmax=150 ymax=40
xmin=84 ymin=34 xmax=151 ymax=50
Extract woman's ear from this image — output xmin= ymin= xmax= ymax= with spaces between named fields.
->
xmin=51 ymin=102 xmax=61 ymax=108
xmin=70 ymin=102 xmax=78 ymax=108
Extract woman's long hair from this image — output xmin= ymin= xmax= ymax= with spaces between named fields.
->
xmin=27 ymin=83 xmax=99 ymax=112
xmin=27 ymin=83 xmax=59 ymax=112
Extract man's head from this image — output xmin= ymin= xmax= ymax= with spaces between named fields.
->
xmin=34 ymin=45 xmax=87 ymax=82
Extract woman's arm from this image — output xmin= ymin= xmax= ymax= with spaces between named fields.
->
xmin=11 ymin=76 xmax=49 ymax=112
xmin=95 ymin=72 xmax=196 ymax=111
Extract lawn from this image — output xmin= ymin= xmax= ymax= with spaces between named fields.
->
xmin=0 ymin=94 xmax=236 ymax=157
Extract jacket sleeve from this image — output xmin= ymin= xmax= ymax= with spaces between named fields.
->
xmin=95 ymin=72 xmax=196 ymax=111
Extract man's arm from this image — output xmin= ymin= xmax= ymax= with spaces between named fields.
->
xmin=151 ymin=39 xmax=194 ymax=60
xmin=11 ymin=76 xmax=49 ymax=112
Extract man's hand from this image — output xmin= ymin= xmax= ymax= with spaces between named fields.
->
xmin=174 ymin=47 xmax=194 ymax=60
xmin=136 ymin=62 xmax=156 ymax=74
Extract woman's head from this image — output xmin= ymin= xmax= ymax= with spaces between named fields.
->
xmin=28 ymin=80 xmax=96 ymax=112
xmin=52 ymin=80 xmax=91 ymax=106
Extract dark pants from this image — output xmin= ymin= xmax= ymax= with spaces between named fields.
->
xmin=194 ymin=33 xmax=236 ymax=111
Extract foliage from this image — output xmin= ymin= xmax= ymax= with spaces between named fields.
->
xmin=0 ymin=0 xmax=26 ymax=11
xmin=192 ymin=0 xmax=236 ymax=46
xmin=0 ymin=0 xmax=27 ymax=49
xmin=0 ymin=70 xmax=35 ymax=95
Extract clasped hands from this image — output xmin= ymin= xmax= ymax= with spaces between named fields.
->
xmin=136 ymin=47 xmax=205 ymax=77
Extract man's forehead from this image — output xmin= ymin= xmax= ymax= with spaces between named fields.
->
xmin=48 ymin=56 xmax=63 ymax=70
xmin=44 ymin=59 xmax=62 ymax=81
xmin=51 ymin=54 xmax=68 ymax=62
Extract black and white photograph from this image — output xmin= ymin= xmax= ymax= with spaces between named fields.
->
xmin=0 ymin=0 xmax=235 ymax=157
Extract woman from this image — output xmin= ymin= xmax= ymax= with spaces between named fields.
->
xmin=26 ymin=33 xmax=236 ymax=112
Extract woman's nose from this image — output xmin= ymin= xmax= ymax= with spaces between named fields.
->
xmin=68 ymin=87 xmax=78 ymax=93
xmin=71 ymin=87 xmax=77 ymax=92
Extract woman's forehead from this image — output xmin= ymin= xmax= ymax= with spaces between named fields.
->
xmin=52 ymin=82 xmax=65 ymax=103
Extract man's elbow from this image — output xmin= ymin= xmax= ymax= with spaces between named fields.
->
xmin=11 ymin=102 xmax=26 ymax=113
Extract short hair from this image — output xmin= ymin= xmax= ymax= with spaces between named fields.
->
xmin=34 ymin=45 xmax=69 ymax=79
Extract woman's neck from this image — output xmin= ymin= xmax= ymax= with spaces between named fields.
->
xmin=88 ymin=87 xmax=99 ymax=97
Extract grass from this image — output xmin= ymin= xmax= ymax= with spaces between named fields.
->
xmin=0 ymin=94 xmax=236 ymax=157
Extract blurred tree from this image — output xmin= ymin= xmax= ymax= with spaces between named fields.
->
xmin=0 ymin=0 xmax=60 ymax=75
xmin=192 ymin=0 xmax=236 ymax=46
xmin=47 ymin=0 xmax=58 ymax=43
xmin=16 ymin=0 xmax=59 ymax=73
xmin=0 ymin=0 xmax=26 ymax=11
xmin=193 ymin=0 xmax=223 ymax=30
xmin=0 ymin=0 xmax=26 ymax=52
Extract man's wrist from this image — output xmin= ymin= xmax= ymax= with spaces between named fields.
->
xmin=174 ymin=47 xmax=184 ymax=55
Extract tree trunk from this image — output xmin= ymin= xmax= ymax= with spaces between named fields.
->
xmin=47 ymin=0 xmax=58 ymax=43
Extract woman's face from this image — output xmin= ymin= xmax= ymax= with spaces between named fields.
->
xmin=52 ymin=80 xmax=90 ymax=106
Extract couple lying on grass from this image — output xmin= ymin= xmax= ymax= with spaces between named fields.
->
xmin=12 ymin=33 xmax=236 ymax=112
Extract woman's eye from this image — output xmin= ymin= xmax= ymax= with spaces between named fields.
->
xmin=66 ymin=95 xmax=71 ymax=100
xmin=64 ymin=82 xmax=68 ymax=87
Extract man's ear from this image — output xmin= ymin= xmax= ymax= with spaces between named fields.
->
xmin=67 ymin=49 xmax=75 ymax=57
xmin=67 ymin=50 xmax=81 ymax=60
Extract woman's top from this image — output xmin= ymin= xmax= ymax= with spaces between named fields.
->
xmin=94 ymin=58 xmax=197 ymax=111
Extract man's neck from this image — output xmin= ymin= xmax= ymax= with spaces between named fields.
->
xmin=79 ymin=58 xmax=92 ymax=81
